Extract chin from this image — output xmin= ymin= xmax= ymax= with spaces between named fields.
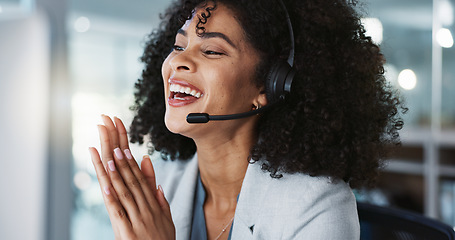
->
xmin=164 ymin=111 xmax=191 ymax=136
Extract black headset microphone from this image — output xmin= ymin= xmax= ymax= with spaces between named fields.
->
xmin=186 ymin=0 xmax=296 ymax=124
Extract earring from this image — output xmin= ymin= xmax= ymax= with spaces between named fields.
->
xmin=252 ymin=104 xmax=262 ymax=110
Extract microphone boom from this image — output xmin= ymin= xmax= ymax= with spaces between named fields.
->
xmin=186 ymin=105 xmax=271 ymax=123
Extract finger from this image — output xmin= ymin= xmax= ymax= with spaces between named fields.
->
xmin=113 ymin=117 xmax=160 ymax=211
xmin=89 ymin=147 xmax=132 ymax=233
xmin=102 ymin=115 xmax=120 ymax=150
xmin=157 ymin=185 xmax=173 ymax=222
xmin=113 ymin=116 xmax=129 ymax=151
xmin=141 ymin=155 xmax=158 ymax=196
xmin=98 ymin=125 xmax=114 ymax=168
xmin=114 ymin=117 xmax=156 ymax=197
xmin=99 ymin=125 xmax=143 ymax=221
xmin=114 ymin=148 xmax=161 ymax=213
xmin=107 ymin=148 xmax=143 ymax=222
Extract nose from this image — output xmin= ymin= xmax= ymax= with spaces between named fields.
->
xmin=169 ymin=49 xmax=196 ymax=73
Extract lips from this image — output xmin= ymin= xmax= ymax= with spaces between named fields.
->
xmin=167 ymin=79 xmax=203 ymax=107
xmin=170 ymin=83 xmax=202 ymax=98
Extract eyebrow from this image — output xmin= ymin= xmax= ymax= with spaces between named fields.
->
xmin=177 ymin=29 xmax=237 ymax=48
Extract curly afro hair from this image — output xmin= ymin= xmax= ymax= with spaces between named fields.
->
xmin=129 ymin=0 xmax=406 ymax=188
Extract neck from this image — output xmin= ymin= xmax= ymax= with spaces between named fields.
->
xmin=193 ymin=121 xmax=256 ymax=212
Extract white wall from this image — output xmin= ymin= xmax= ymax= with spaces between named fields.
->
xmin=0 ymin=12 xmax=49 ymax=240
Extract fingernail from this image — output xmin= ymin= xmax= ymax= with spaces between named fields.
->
xmin=104 ymin=186 xmax=111 ymax=195
xmin=114 ymin=148 xmax=123 ymax=160
xmin=124 ymin=149 xmax=133 ymax=159
xmin=158 ymin=185 xmax=164 ymax=195
xmin=88 ymin=148 xmax=95 ymax=161
xmin=108 ymin=160 xmax=116 ymax=171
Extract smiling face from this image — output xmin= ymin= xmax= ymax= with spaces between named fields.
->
xmin=161 ymin=3 xmax=266 ymax=139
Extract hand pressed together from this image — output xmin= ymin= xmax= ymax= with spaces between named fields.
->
xmin=89 ymin=115 xmax=175 ymax=240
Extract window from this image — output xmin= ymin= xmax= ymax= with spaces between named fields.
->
xmin=68 ymin=1 xmax=172 ymax=239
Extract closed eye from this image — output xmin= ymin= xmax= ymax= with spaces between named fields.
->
xmin=204 ymin=50 xmax=224 ymax=55
xmin=172 ymin=45 xmax=185 ymax=51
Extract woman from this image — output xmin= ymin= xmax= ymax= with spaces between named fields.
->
xmin=89 ymin=0 xmax=405 ymax=239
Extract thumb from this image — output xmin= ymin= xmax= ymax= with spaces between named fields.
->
xmin=141 ymin=155 xmax=157 ymax=196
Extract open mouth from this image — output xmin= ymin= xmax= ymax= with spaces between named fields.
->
xmin=167 ymin=81 xmax=204 ymax=107
xmin=170 ymin=83 xmax=202 ymax=100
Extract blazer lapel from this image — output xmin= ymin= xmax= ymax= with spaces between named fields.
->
xmin=231 ymin=161 xmax=272 ymax=239
xmin=167 ymin=154 xmax=199 ymax=240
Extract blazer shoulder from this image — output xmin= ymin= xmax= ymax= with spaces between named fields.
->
xmin=244 ymin=161 xmax=353 ymax=205
xmin=276 ymin=172 xmax=353 ymax=204
xmin=233 ymin=162 xmax=359 ymax=239
xmin=279 ymin=174 xmax=360 ymax=239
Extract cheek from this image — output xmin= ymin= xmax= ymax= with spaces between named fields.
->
xmin=161 ymin=56 xmax=171 ymax=81
xmin=230 ymin=64 xmax=257 ymax=93
xmin=161 ymin=57 xmax=172 ymax=96
xmin=216 ymin=69 xmax=257 ymax=104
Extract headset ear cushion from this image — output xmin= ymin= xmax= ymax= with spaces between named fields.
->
xmin=265 ymin=61 xmax=292 ymax=103
xmin=265 ymin=63 xmax=280 ymax=103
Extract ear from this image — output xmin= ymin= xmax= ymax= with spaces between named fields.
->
xmin=253 ymin=86 xmax=268 ymax=108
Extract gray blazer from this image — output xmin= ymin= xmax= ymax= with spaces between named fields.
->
xmin=154 ymin=154 xmax=360 ymax=240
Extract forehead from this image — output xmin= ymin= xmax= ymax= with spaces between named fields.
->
xmin=181 ymin=4 xmax=247 ymax=44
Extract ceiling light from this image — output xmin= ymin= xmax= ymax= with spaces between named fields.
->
xmin=361 ymin=18 xmax=383 ymax=45
xmin=73 ymin=171 xmax=92 ymax=190
xmin=398 ymin=69 xmax=417 ymax=90
xmin=436 ymin=28 xmax=454 ymax=48
xmin=74 ymin=16 xmax=91 ymax=33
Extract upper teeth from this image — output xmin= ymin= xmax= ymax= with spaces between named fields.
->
xmin=170 ymin=83 xmax=202 ymax=98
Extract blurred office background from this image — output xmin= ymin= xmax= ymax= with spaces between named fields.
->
xmin=0 ymin=0 xmax=454 ymax=239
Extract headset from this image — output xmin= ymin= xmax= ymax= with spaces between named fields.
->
xmin=264 ymin=0 xmax=296 ymax=104
xmin=186 ymin=0 xmax=296 ymax=123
